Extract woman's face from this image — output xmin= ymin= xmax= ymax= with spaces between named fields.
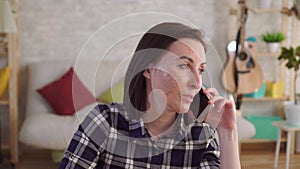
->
xmin=144 ymin=38 xmax=206 ymax=114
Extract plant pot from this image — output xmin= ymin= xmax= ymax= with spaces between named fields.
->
xmin=284 ymin=101 xmax=300 ymax=126
xmin=258 ymin=0 xmax=272 ymax=9
xmin=267 ymin=42 xmax=280 ymax=53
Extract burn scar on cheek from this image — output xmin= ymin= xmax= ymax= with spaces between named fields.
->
xmin=143 ymin=89 xmax=167 ymax=123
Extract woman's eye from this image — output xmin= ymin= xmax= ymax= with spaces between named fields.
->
xmin=198 ymin=69 xmax=205 ymax=74
xmin=178 ymin=64 xmax=189 ymax=70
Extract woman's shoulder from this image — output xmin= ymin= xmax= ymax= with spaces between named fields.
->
xmin=95 ymin=102 xmax=125 ymax=112
xmin=75 ymin=103 xmax=128 ymax=148
xmin=81 ymin=102 xmax=130 ymax=131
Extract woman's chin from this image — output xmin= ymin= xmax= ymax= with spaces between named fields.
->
xmin=178 ymin=103 xmax=191 ymax=113
xmin=168 ymin=102 xmax=191 ymax=113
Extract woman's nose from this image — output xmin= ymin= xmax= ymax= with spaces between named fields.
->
xmin=189 ymin=72 xmax=201 ymax=90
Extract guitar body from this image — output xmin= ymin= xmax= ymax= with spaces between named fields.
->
xmin=222 ymin=40 xmax=263 ymax=94
xmin=222 ymin=0 xmax=263 ymax=94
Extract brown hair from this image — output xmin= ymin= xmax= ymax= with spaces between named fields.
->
xmin=123 ymin=22 xmax=207 ymax=119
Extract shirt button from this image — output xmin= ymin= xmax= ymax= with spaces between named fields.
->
xmin=155 ymin=151 xmax=159 ymax=156
xmin=66 ymin=152 xmax=73 ymax=159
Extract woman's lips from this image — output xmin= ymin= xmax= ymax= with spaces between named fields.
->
xmin=182 ymin=95 xmax=194 ymax=103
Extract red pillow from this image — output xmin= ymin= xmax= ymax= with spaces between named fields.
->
xmin=37 ymin=67 xmax=96 ymax=115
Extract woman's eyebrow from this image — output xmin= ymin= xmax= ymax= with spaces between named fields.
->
xmin=177 ymin=55 xmax=194 ymax=63
xmin=177 ymin=55 xmax=206 ymax=65
xmin=200 ymin=62 xmax=206 ymax=66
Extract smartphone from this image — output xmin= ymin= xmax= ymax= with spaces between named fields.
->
xmin=190 ymin=88 xmax=209 ymax=118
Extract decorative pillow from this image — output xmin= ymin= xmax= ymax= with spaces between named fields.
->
xmin=0 ymin=67 xmax=10 ymax=99
xmin=99 ymin=79 xmax=124 ymax=104
xmin=37 ymin=67 xmax=96 ymax=115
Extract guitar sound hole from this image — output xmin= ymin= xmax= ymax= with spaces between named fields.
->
xmin=238 ymin=52 xmax=248 ymax=61
xmin=247 ymin=57 xmax=255 ymax=68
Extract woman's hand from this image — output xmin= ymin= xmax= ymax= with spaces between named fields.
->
xmin=202 ymin=88 xmax=237 ymax=130
xmin=203 ymin=88 xmax=241 ymax=169
xmin=217 ymin=100 xmax=236 ymax=130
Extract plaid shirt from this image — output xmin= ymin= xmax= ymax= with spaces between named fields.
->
xmin=58 ymin=103 xmax=220 ymax=169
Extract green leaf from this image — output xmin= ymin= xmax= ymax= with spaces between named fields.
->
xmin=279 ymin=47 xmax=292 ymax=60
xmin=261 ymin=32 xmax=285 ymax=42
xmin=286 ymin=62 xmax=293 ymax=69
xmin=278 ymin=46 xmax=300 ymax=72
xmin=296 ymin=46 xmax=300 ymax=56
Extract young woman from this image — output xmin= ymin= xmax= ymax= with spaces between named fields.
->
xmin=58 ymin=22 xmax=240 ymax=169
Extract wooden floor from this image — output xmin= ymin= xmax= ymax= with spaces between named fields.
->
xmin=240 ymin=143 xmax=300 ymax=169
xmin=2 ymin=144 xmax=300 ymax=169
xmin=240 ymin=151 xmax=300 ymax=169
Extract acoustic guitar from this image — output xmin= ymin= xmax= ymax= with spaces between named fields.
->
xmin=222 ymin=0 xmax=263 ymax=94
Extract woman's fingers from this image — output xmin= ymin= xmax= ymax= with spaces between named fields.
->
xmin=205 ymin=96 xmax=226 ymax=128
xmin=208 ymin=96 xmax=226 ymax=112
xmin=202 ymin=88 xmax=237 ymax=129
xmin=218 ymin=100 xmax=237 ymax=129
xmin=202 ymin=88 xmax=218 ymax=100
xmin=206 ymin=99 xmax=237 ymax=129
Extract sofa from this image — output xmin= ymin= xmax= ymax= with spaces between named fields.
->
xmin=19 ymin=58 xmax=255 ymax=160
xmin=19 ymin=59 xmax=129 ymax=150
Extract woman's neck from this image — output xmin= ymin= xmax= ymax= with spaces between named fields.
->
xmin=143 ymin=84 xmax=177 ymax=137
xmin=143 ymin=110 xmax=177 ymax=137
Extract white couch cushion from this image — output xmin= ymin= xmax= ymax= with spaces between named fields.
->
xmin=19 ymin=59 xmax=129 ymax=149
xmin=19 ymin=102 xmax=99 ymax=150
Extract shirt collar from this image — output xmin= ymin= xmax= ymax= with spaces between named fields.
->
xmin=128 ymin=113 xmax=196 ymax=139
xmin=129 ymin=118 xmax=147 ymax=138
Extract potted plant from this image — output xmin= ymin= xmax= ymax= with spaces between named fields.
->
xmin=261 ymin=32 xmax=285 ymax=53
xmin=278 ymin=46 xmax=300 ymax=126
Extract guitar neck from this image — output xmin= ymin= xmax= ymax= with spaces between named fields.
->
xmin=239 ymin=0 xmax=247 ymax=50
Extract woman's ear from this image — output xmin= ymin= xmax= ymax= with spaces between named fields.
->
xmin=143 ymin=68 xmax=151 ymax=79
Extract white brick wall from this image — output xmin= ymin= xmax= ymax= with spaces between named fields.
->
xmin=20 ymin=0 xmax=217 ymax=62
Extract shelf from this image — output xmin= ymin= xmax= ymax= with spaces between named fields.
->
xmin=1 ymin=0 xmax=20 ymax=164
xmin=243 ymin=96 xmax=289 ymax=102
xmin=0 ymin=100 xmax=9 ymax=105
xmin=241 ymin=137 xmax=287 ymax=143
xmin=230 ymin=0 xmax=296 ymax=154
xmin=248 ymin=6 xmax=282 ymax=13
xmin=257 ymin=52 xmax=280 ymax=57
xmin=0 ymin=41 xmax=7 ymax=56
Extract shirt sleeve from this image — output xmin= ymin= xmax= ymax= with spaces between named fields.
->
xmin=58 ymin=105 xmax=111 ymax=169
xmin=200 ymin=127 xmax=221 ymax=168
